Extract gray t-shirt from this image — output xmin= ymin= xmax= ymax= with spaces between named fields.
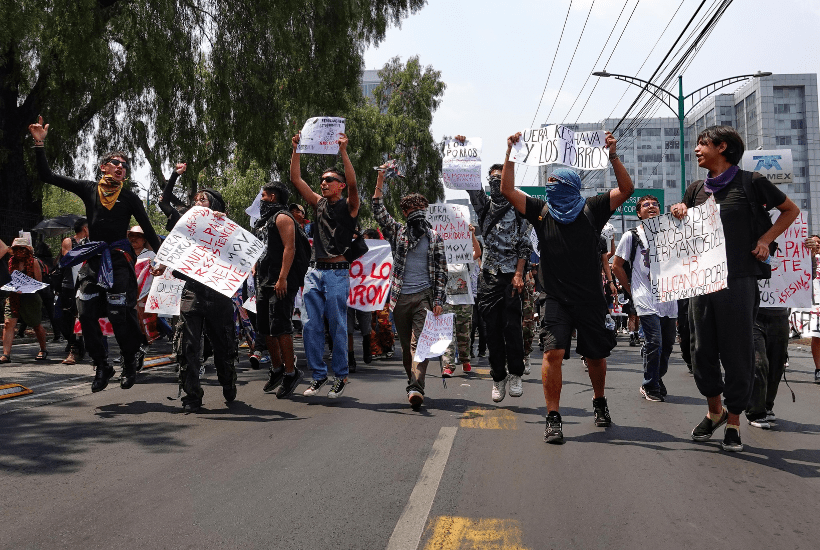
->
xmin=401 ymin=235 xmax=431 ymax=294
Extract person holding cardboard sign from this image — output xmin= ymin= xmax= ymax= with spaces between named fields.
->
xmin=501 ymin=130 xmax=634 ymax=444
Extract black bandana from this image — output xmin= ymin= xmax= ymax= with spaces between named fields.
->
xmin=406 ymin=209 xmax=431 ymax=250
xmin=489 ymin=175 xmax=505 ymax=203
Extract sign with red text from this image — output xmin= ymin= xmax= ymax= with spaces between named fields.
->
xmin=642 ymin=196 xmax=728 ymax=302
xmin=790 ymin=308 xmax=820 ymax=338
xmin=156 ymin=206 xmax=263 ymax=298
xmin=347 ymin=240 xmax=394 ymax=312
xmin=442 ymin=138 xmax=482 ymax=190
xmin=509 ymin=125 xmax=609 ymax=170
xmin=413 ymin=310 xmax=454 ymax=362
xmin=296 ymin=117 xmax=345 ymax=155
xmin=145 ymin=266 xmax=185 ymax=316
xmin=428 ymin=203 xmax=474 ymax=264
xmin=242 ymin=295 xmax=257 ymax=314
xmin=758 ymin=210 xmax=812 ymax=308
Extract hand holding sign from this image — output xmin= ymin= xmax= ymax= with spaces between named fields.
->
xmin=295 ymin=117 xmax=346 ymax=155
xmin=442 ymin=136 xmax=482 ymax=190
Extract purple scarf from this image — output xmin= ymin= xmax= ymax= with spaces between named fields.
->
xmin=704 ymin=165 xmax=740 ymax=194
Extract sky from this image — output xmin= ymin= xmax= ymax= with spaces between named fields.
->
xmin=361 ymin=0 xmax=820 ymax=199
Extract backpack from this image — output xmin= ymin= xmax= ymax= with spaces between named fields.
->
xmin=621 ymin=227 xmax=642 ymax=283
xmin=272 ymin=211 xmax=312 ymax=287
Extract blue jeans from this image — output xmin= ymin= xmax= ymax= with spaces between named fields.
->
xmin=302 ymin=267 xmax=350 ymax=381
xmin=640 ymin=314 xmax=676 ymax=392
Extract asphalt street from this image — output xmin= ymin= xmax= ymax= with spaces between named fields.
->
xmin=1 ymin=334 xmax=819 ymax=549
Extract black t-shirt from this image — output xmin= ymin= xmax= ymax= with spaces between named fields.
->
xmin=313 ymin=197 xmax=356 ymax=260
xmin=683 ymin=170 xmax=787 ymax=279
xmin=257 ymin=211 xmax=303 ymax=288
xmin=524 ymin=193 xmax=613 ymax=305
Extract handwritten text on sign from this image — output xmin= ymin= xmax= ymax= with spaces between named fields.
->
xmin=428 ymin=203 xmax=473 ymax=264
xmin=1 ymin=271 xmax=48 ymax=294
xmin=509 ymin=125 xmax=609 ymax=170
xmin=156 ymin=206 xmax=263 ymax=298
xmin=442 ymin=138 xmax=482 ymax=190
xmin=642 ymin=196 xmax=728 ymax=302
xmin=296 ymin=117 xmax=345 ymax=155
xmin=413 ymin=310 xmax=454 ymax=362
xmin=145 ymin=267 xmax=185 ymax=316
xmin=348 ymin=240 xmax=394 ymax=312
xmin=759 ymin=210 xmax=812 ymax=308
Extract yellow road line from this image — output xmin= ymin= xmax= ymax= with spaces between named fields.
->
xmin=423 ymin=516 xmax=528 ymax=550
xmin=460 ymin=408 xmax=517 ymax=430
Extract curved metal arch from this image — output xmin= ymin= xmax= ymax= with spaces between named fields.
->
xmin=606 ymin=74 xmax=679 ymax=117
xmin=683 ymin=75 xmax=756 ymax=117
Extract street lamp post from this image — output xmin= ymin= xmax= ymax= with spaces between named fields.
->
xmin=592 ymin=71 xmax=771 ymax=200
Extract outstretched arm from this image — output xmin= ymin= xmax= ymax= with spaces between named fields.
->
xmin=606 ymin=132 xmax=634 ymax=211
xmin=338 ymin=133 xmax=359 ymax=218
xmin=29 ymin=116 xmax=86 ymax=195
xmin=501 ymin=132 xmax=529 ymax=215
xmin=158 ymin=163 xmax=186 ymax=217
xmin=290 ymin=133 xmax=321 ymax=208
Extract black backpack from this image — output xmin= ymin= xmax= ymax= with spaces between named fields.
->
xmin=621 ymin=227 xmax=642 ymax=283
xmin=273 ymin=211 xmax=312 ymax=287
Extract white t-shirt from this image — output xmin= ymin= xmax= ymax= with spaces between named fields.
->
xmin=445 ymin=263 xmax=475 ymax=306
xmin=615 ymin=227 xmax=677 ymax=318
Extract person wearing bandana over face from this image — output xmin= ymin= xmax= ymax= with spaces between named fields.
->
xmin=502 ymin=131 xmax=634 ymax=444
xmin=29 ymin=116 xmax=160 ymax=392
xmin=461 ymin=136 xmax=534 ymax=404
xmin=372 ymin=166 xmax=447 ymax=410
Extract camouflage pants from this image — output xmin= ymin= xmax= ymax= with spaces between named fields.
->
xmin=442 ymin=303 xmax=472 ymax=367
xmin=522 ymin=288 xmax=535 ymax=355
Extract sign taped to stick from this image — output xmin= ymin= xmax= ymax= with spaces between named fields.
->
xmin=413 ymin=310 xmax=454 ymax=362
xmin=509 ymin=125 xmax=609 ymax=170
xmin=442 ymin=138 xmax=482 ymax=190
xmin=428 ymin=203 xmax=474 ymax=264
xmin=296 ymin=117 xmax=345 ymax=155
xmin=759 ymin=210 xmax=811 ymax=308
xmin=145 ymin=267 xmax=185 ymax=316
xmin=348 ymin=240 xmax=394 ymax=312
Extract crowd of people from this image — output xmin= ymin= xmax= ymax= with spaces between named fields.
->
xmin=1 ymin=116 xmax=812 ymax=453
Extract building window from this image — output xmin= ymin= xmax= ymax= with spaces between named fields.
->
xmin=791 ymin=120 xmax=805 ymax=129
xmin=666 ymin=180 xmax=677 ymax=188
xmin=775 ymin=104 xmax=791 ymax=114
xmin=776 ymin=136 xmax=792 ymax=145
xmin=637 ymin=128 xmax=661 ymax=137
xmin=664 ymin=128 xmax=679 ymax=136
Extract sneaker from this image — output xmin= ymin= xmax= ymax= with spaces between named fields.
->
xmin=462 ymin=362 xmax=472 ymax=373
xmin=508 ymin=375 xmax=523 ymax=397
xmin=748 ymin=417 xmax=771 ymax=429
xmin=442 ymin=367 xmax=454 ymax=378
xmin=249 ymin=352 xmax=261 ymax=370
xmin=276 ymin=367 xmax=303 ymax=399
xmin=721 ymin=427 xmax=744 ymax=452
xmin=260 ymin=354 xmax=271 ymax=364
xmin=544 ymin=412 xmax=564 ymax=444
xmin=408 ymin=390 xmax=424 ymax=409
xmin=658 ymin=379 xmax=667 ymax=398
xmin=477 ymin=351 xmax=486 ymax=358
xmin=523 ymin=356 xmax=531 ymax=375
xmin=765 ymin=409 xmax=776 ymax=422
xmin=327 ymin=377 xmax=346 ymax=398
xmin=263 ymin=367 xmax=284 ymax=393
xmin=491 ymin=377 xmax=507 ymax=403
xmin=592 ymin=396 xmax=611 ymax=427
xmin=383 ymin=349 xmax=394 ymax=359
xmin=687 ymin=363 xmax=693 ymax=375
xmin=640 ymin=385 xmax=664 ymax=402
xmin=691 ymin=408 xmax=728 ymax=441
xmin=222 ymin=384 xmax=237 ymax=403
xmin=303 ymin=377 xmax=328 ymax=397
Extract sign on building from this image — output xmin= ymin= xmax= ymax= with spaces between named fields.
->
xmin=741 ymin=149 xmax=793 ymax=184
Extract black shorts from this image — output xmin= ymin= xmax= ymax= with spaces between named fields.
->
xmin=540 ymin=296 xmax=616 ymax=360
xmin=257 ymin=286 xmax=297 ymax=337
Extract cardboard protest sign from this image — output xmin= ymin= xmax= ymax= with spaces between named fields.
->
xmin=348 ymin=239 xmax=394 ymax=312
xmin=1 ymin=271 xmax=49 ymax=294
xmin=509 ymin=125 xmax=609 ymax=170
xmin=790 ymin=308 xmax=820 ymax=338
xmin=442 ymin=138 xmax=482 ymax=190
xmin=428 ymin=203 xmax=474 ymax=264
xmin=156 ymin=206 xmax=263 ymax=298
xmin=296 ymin=117 xmax=345 ymax=155
xmin=145 ymin=267 xmax=185 ymax=316
xmin=413 ymin=310 xmax=454 ymax=362
xmin=642 ymin=196 xmax=728 ymax=303
xmin=758 ymin=210 xmax=812 ymax=308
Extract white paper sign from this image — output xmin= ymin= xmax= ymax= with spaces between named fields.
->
xmin=155 ymin=206 xmax=263 ymax=298
xmin=428 ymin=203 xmax=474 ymax=264
xmin=790 ymin=307 xmax=820 ymax=338
xmin=348 ymin=240 xmax=394 ymax=312
xmin=245 ymin=188 xmax=263 ymax=226
xmin=741 ymin=149 xmax=793 ymax=184
xmin=145 ymin=268 xmax=185 ymax=316
xmin=242 ymin=295 xmax=257 ymax=314
xmin=509 ymin=125 xmax=609 ymax=170
xmin=642 ymin=196 xmax=728 ymax=302
xmin=758 ymin=210 xmax=812 ymax=308
xmin=1 ymin=271 xmax=48 ymax=294
xmin=442 ymin=138 xmax=482 ymax=190
xmin=413 ymin=310 xmax=454 ymax=362
xmin=296 ymin=117 xmax=346 ymax=155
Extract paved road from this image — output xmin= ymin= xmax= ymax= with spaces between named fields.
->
xmin=1 ymin=335 xmax=819 ymax=549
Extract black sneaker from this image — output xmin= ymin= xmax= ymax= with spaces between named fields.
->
xmin=182 ymin=400 xmax=201 ymax=413
xmin=658 ymin=379 xmax=667 ymax=398
xmin=691 ymin=409 xmax=728 ymax=441
xmin=276 ymin=367 xmax=303 ymax=399
xmin=544 ymin=412 xmax=564 ymax=444
xmin=592 ymin=397 xmax=611 ymax=427
xmin=721 ymin=426 xmax=743 ymax=452
xmin=303 ymin=377 xmax=328 ymax=396
xmin=327 ymin=377 xmax=346 ymax=398
xmin=629 ymin=334 xmax=639 ymax=347
xmin=223 ymin=384 xmax=237 ymax=403
xmin=263 ymin=366 xmax=284 ymax=393
xmin=348 ymin=352 xmax=357 ymax=374
xmin=640 ymin=385 xmax=664 ymax=402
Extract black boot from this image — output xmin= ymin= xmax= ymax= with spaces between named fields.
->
xmin=91 ymin=363 xmax=115 ymax=392
xmin=362 ymin=335 xmax=372 ymax=364
xmin=223 ymin=383 xmax=237 ymax=403
xmin=120 ymin=355 xmax=138 ymax=389
xmin=348 ymin=351 xmax=357 ymax=373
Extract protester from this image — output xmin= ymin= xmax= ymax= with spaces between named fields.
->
xmin=289 ymin=203 xmax=312 ymax=237
xmin=372 ymin=164 xmax=447 ymax=409
xmin=464 ymin=135 xmax=534 ymax=403
xmin=1 ymin=238 xmax=49 ymax=363
xmin=677 ymin=299 xmax=692 ymax=374
xmin=746 ymin=307 xmax=790 ymax=429
xmin=255 ymin=182 xmax=304 ymax=398
xmin=290 ymin=131 xmax=360 ymax=399
xmin=347 ymin=307 xmax=372 ymax=373
xmin=442 ymin=224 xmax=481 ymax=377
xmin=30 ymin=116 xmax=160 ymax=392
xmin=806 ymin=235 xmax=820 ymax=384
xmin=361 ymin=228 xmax=394 ymax=360
xmin=57 ymin=218 xmax=88 ymax=364
xmin=521 ymin=260 xmax=539 ymax=375
xmin=127 ymin=226 xmax=155 ymax=262
xmin=469 ymin=239 xmax=486 ymax=358
xmin=612 ymin=195 xmax=677 ymax=402
xmin=502 ymin=130 xmax=634 ymax=444
xmin=670 ymin=125 xmax=799 ymax=452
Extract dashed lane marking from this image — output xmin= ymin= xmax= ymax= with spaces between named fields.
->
xmin=459 ymin=408 xmax=517 ymax=430
xmin=422 ymin=516 xmax=529 ymax=549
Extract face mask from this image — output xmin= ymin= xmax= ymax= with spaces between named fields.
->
xmin=489 ymin=176 xmax=503 ymax=201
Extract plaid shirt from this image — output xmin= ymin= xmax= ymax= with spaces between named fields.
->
xmin=372 ymin=197 xmax=448 ymax=311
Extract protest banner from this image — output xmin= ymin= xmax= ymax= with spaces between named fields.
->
xmin=348 ymin=239 xmax=394 ymax=312
xmin=442 ymin=137 xmax=482 ymax=190
xmin=741 ymin=149 xmax=793 ymax=184
xmin=759 ymin=210 xmax=812 ymax=308
xmin=508 ymin=124 xmax=609 ymax=170
xmin=428 ymin=203 xmax=474 ymax=264
xmin=641 ymin=195 xmax=728 ymax=302
xmin=155 ymin=206 xmax=263 ymax=298
xmin=296 ymin=117 xmax=345 ymax=155
xmin=413 ymin=310 xmax=454 ymax=362
xmin=145 ymin=267 xmax=185 ymax=316
xmin=1 ymin=271 xmax=49 ymax=294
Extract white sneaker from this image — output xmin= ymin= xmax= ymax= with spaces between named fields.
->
xmin=765 ymin=409 xmax=776 ymax=422
xmin=523 ymin=357 xmax=531 ymax=375
xmin=508 ymin=374 xmax=523 ymax=397
xmin=748 ymin=418 xmax=771 ymax=429
xmin=492 ymin=377 xmax=507 ymax=403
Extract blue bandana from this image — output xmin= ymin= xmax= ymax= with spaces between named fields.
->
xmin=544 ymin=168 xmax=585 ymax=224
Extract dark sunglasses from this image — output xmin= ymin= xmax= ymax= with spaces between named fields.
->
xmin=321 ymin=176 xmax=343 ymax=184
xmin=106 ymin=159 xmax=128 ymax=169
xmin=640 ymin=201 xmax=660 ymax=209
